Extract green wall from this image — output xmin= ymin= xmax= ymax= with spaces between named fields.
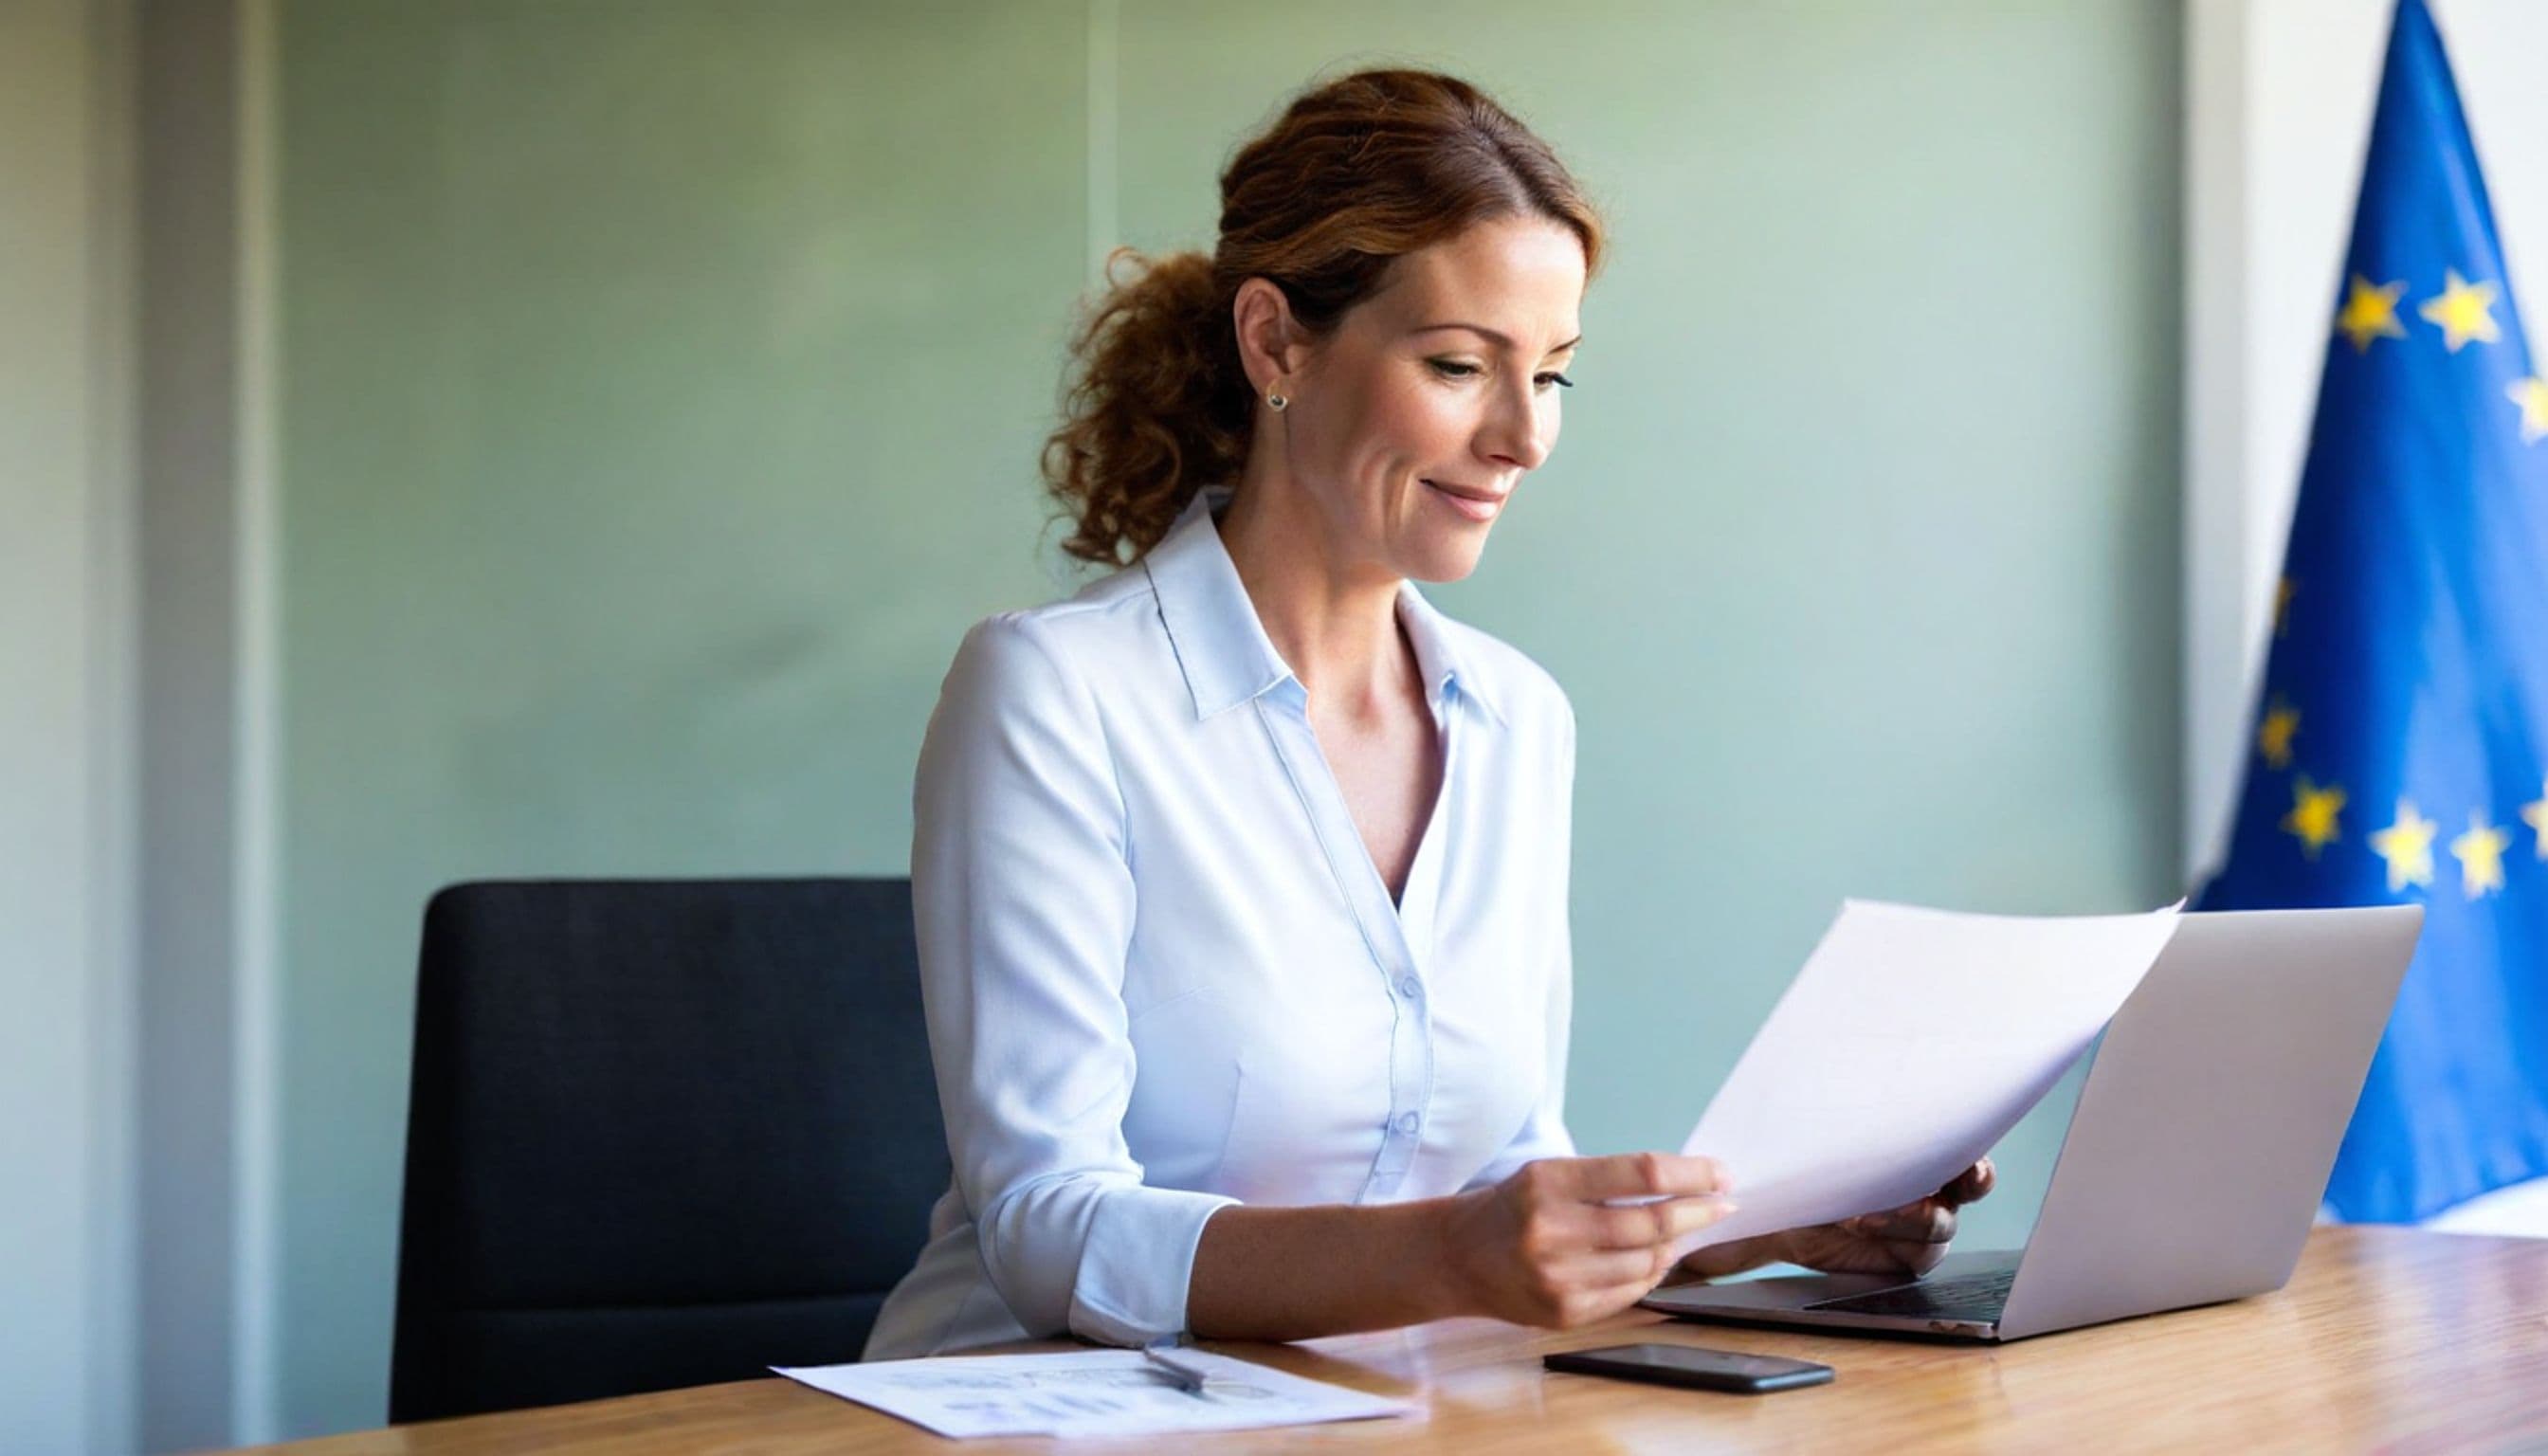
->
xmin=274 ymin=0 xmax=2179 ymax=1436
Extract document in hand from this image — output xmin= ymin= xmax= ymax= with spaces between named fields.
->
xmin=775 ymin=1349 xmax=1418 ymax=1439
xmin=1674 ymin=899 xmax=2183 ymax=1257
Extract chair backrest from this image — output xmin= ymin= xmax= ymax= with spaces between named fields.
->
xmin=388 ymin=877 xmax=948 ymax=1424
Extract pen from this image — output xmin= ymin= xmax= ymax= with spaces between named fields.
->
xmin=1141 ymin=1339 xmax=1215 ymax=1397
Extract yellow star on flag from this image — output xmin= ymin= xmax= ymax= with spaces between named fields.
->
xmin=2522 ymin=779 xmax=2548 ymax=859
xmin=2510 ymin=376 xmax=2548 ymax=445
xmin=2370 ymin=798 xmax=2439 ymax=892
xmin=2283 ymin=777 xmax=2346 ymax=860
xmin=2450 ymin=811 xmax=2511 ymax=899
xmin=2418 ymin=269 xmax=2502 ymax=352
xmin=2275 ymin=577 xmax=2298 ymax=637
xmin=2336 ymin=276 xmax=2408 ymax=353
xmin=2257 ymin=700 xmax=2300 ymax=770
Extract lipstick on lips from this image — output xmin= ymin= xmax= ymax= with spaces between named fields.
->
xmin=1423 ymin=477 xmax=1506 ymax=522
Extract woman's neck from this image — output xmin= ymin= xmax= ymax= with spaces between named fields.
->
xmin=1213 ymin=477 xmax=1416 ymax=720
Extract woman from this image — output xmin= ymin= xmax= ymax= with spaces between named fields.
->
xmin=862 ymin=67 xmax=1991 ymax=1361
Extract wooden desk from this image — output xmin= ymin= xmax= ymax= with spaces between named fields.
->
xmin=226 ymin=1228 xmax=2548 ymax=1454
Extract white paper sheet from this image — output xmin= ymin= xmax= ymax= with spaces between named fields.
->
xmin=774 ymin=1348 xmax=1419 ymax=1439
xmin=1674 ymin=899 xmax=2183 ymax=1255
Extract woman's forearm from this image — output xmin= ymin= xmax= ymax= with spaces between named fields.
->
xmin=1185 ymin=1198 xmax=1467 ymax=1341
xmin=1185 ymin=1155 xmax=1740 ymax=1339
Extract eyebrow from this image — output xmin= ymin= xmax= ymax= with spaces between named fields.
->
xmin=1410 ymin=322 xmax=1583 ymax=355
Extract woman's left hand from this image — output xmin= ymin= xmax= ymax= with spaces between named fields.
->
xmin=1660 ymin=1157 xmax=1996 ymax=1284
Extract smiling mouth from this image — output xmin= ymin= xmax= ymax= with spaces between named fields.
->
xmin=1423 ymin=479 xmax=1509 ymax=519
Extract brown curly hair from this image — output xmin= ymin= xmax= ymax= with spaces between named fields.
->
xmin=1041 ymin=68 xmax=1606 ymax=565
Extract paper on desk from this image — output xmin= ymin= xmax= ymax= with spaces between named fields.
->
xmin=1673 ymin=899 xmax=2183 ymax=1256
xmin=775 ymin=1348 xmax=1419 ymax=1439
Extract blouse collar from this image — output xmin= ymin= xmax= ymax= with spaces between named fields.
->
xmin=1141 ymin=485 xmax=1505 ymax=727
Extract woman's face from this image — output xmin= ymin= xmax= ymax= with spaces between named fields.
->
xmin=1274 ymin=215 xmax=1586 ymax=584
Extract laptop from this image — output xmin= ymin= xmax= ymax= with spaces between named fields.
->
xmin=1641 ymin=904 xmax=2423 ymax=1342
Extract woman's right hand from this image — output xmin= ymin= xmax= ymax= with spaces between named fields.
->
xmin=1434 ymin=1153 xmax=1738 ymax=1329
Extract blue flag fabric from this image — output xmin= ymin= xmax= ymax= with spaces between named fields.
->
xmin=2197 ymin=0 xmax=2548 ymax=1222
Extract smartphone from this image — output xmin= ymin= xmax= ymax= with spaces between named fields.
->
xmin=1541 ymin=1343 xmax=1834 ymax=1394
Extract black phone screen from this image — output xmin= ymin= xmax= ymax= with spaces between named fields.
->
xmin=1541 ymin=1342 xmax=1835 ymax=1393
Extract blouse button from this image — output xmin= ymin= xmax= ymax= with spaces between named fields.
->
xmin=1395 ymin=1112 xmax=1420 ymax=1136
xmin=1398 ymin=975 xmax=1421 ymax=999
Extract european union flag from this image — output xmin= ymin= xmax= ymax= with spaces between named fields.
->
xmin=2198 ymin=0 xmax=2548 ymax=1222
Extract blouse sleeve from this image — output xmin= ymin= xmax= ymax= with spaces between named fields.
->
xmin=909 ymin=612 xmax=1239 ymax=1348
xmin=1462 ymin=693 xmax=1580 ymax=1189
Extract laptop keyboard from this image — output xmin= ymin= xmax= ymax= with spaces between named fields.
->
xmin=1806 ymin=1266 xmax=2016 ymax=1323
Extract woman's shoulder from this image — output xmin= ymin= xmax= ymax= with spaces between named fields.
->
xmin=937 ymin=565 xmax=1170 ymax=711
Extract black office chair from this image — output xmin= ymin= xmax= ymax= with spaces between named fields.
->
xmin=387 ymin=877 xmax=949 ymax=1424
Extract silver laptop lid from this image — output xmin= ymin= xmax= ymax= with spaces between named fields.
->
xmin=1996 ymin=904 xmax=2422 ymax=1339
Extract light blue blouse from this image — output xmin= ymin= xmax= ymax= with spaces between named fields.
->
xmin=861 ymin=486 xmax=1578 ymax=1359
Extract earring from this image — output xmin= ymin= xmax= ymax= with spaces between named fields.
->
xmin=1267 ymin=389 xmax=1288 ymax=411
